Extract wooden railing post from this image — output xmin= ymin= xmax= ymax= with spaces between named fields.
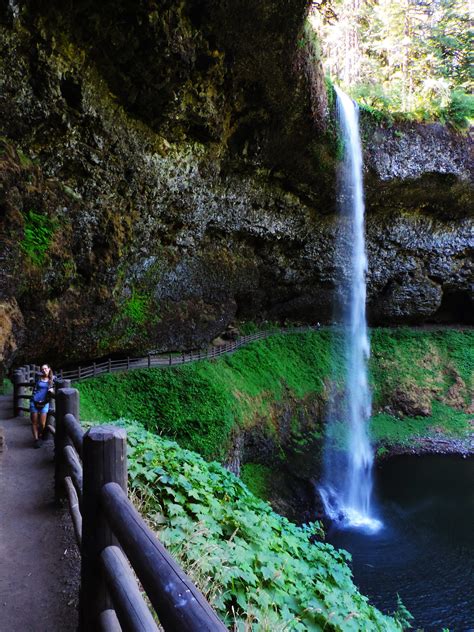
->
xmin=55 ymin=388 xmax=79 ymax=502
xmin=80 ymin=425 xmax=127 ymax=631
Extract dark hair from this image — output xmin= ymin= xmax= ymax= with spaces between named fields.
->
xmin=41 ymin=364 xmax=54 ymax=387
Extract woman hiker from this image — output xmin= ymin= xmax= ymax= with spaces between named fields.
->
xmin=30 ymin=363 xmax=56 ymax=448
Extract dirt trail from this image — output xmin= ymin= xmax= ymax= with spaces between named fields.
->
xmin=0 ymin=396 xmax=80 ymax=632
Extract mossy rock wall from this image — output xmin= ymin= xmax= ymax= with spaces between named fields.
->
xmin=0 ymin=1 xmax=472 ymax=375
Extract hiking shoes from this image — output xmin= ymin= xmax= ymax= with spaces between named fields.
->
xmin=33 ymin=439 xmax=42 ymax=449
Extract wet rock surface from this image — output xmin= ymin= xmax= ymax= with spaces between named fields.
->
xmin=0 ymin=1 xmax=472 ymax=374
xmin=380 ymin=435 xmax=474 ymax=459
xmin=363 ymin=119 xmax=473 ymax=182
xmin=389 ymin=387 xmax=432 ymax=418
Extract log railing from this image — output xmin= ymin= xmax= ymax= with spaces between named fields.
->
xmin=49 ymin=325 xmax=321 ymax=383
xmin=10 ymin=326 xmax=321 ymax=629
xmin=13 ymin=378 xmax=226 ymax=631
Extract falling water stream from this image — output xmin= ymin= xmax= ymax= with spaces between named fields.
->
xmin=319 ymin=87 xmax=381 ymax=532
xmin=313 ymin=88 xmax=473 ymax=629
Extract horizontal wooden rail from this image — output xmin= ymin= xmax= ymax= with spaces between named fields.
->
xmin=64 ymin=413 xmax=84 ymax=458
xmin=101 ymin=482 xmax=227 ymax=632
xmin=64 ymin=476 xmax=82 ymax=547
xmin=101 ymin=546 xmax=160 ymax=632
xmin=98 ymin=609 xmax=122 ymax=632
xmin=63 ymin=445 xmax=83 ymax=505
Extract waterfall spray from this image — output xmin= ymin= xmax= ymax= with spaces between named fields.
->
xmin=319 ymin=87 xmax=382 ymax=533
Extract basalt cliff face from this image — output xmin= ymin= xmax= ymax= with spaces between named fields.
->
xmin=0 ymin=0 xmax=472 ymax=374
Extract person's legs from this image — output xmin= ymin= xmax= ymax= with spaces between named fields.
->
xmin=39 ymin=412 xmax=48 ymax=438
xmin=30 ymin=410 xmax=39 ymax=440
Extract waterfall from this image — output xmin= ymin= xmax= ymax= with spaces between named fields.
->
xmin=319 ymin=87 xmax=382 ymax=533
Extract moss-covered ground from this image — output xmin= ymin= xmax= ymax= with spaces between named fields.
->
xmin=369 ymin=328 xmax=473 ymax=455
xmin=78 ymin=330 xmax=345 ymax=459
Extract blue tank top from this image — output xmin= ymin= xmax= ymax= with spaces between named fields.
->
xmin=32 ymin=379 xmax=50 ymax=403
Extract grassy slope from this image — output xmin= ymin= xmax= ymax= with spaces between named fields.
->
xmin=78 ymin=328 xmax=473 ymax=461
xmin=369 ymin=328 xmax=473 ymax=452
xmin=78 ymin=330 xmax=344 ymax=459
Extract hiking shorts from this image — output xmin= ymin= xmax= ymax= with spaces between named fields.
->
xmin=30 ymin=402 xmax=50 ymax=414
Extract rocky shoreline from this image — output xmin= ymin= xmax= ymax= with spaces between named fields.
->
xmin=377 ymin=435 xmax=474 ymax=460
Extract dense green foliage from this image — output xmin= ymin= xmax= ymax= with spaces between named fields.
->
xmin=20 ymin=209 xmax=57 ymax=266
xmin=78 ymin=328 xmax=473 ymax=461
xmin=114 ymin=419 xmax=401 ymax=630
xmin=312 ymin=0 xmax=473 ymax=127
xmin=0 ymin=378 xmax=13 ymax=395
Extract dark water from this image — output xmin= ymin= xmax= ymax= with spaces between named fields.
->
xmin=327 ymin=455 xmax=474 ymax=631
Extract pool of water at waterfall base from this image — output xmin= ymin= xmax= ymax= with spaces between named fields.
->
xmin=326 ymin=455 xmax=474 ymax=630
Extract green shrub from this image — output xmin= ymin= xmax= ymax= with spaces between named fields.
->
xmin=117 ymin=419 xmax=401 ymax=631
xmin=355 ymin=85 xmax=473 ymax=130
xmin=352 ymin=83 xmax=393 ymax=112
xmin=0 ymin=379 xmax=13 ymax=395
xmin=238 ymin=321 xmax=282 ymax=335
xmin=442 ymin=90 xmax=474 ymax=129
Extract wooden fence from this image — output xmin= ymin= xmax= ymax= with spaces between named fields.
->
xmin=48 ymin=325 xmax=320 ymax=383
xmin=10 ymin=326 xmax=321 ymax=630
xmin=11 ymin=371 xmax=227 ymax=632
